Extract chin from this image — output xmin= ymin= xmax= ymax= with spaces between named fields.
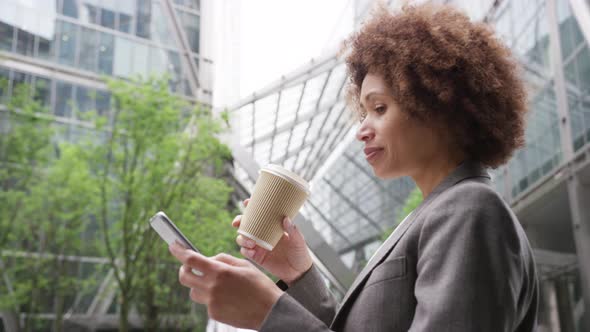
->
xmin=372 ymin=164 xmax=402 ymax=180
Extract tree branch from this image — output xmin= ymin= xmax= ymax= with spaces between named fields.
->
xmin=100 ymin=107 xmax=124 ymax=287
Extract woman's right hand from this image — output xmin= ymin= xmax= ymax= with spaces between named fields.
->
xmin=232 ymin=199 xmax=313 ymax=286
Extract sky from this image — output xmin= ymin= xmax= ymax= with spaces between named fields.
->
xmin=237 ymin=0 xmax=354 ymax=98
xmin=213 ymin=0 xmax=355 ymax=108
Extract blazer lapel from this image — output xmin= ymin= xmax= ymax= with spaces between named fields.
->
xmin=331 ymin=161 xmax=491 ymax=326
xmin=336 ymin=210 xmax=418 ymax=307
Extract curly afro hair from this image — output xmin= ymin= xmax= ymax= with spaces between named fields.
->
xmin=344 ymin=3 xmax=528 ymax=168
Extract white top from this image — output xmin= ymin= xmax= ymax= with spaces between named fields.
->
xmin=367 ymin=211 xmax=414 ymax=265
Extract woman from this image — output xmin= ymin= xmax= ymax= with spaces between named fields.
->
xmin=169 ymin=3 xmax=538 ymax=331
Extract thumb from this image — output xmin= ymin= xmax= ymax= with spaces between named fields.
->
xmin=282 ymin=216 xmax=305 ymax=241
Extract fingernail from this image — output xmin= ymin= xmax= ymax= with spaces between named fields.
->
xmin=285 ymin=217 xmax=294 ymax=232
xmin=245 ymin=249 xmax=254 ymax=258
xmin=169 ymin=243 xmax=178 ymax=252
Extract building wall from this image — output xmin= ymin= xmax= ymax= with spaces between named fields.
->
xmin=0 ymin=0 xmax=211 ymax=329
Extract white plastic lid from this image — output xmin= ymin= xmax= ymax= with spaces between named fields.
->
xmin=261 ymin=164 xmax=310 ymax=195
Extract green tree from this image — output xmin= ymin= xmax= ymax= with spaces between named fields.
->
xmin=1 ymin=75 xmax=238 ymax=331
xmin=380 ymin=187 xmax=423 ymax=241
xmin=80 ymin=76 xmax=237 ymax=331
xmin=0 ymin=81 xmax=96 ymax=332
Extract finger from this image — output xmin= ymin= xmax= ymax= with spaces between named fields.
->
xmin=282 ymin=216 xmax=295 ymax=234
xmin=240 ymin=247 xmax=255 ymax=260
xmin=169 ymin=242 xmax=219 ymax=274
xmin=178 ymin=265 xmax=207 ymax=289
xmin=243 ymin=198 xmax=250 ymax=207
xmin=231 ymin=215 xmax=242 ymax=228
xmin=250 ymin=246 xmax=268 ymax=264
xmin=282 ymin=217 xmax=305 ymax=243
xmin=212 ymin=253 xmax=249 ymax=267
xmin=189 ymin=287 xmax=208 ymax=304
xmin=236 ymin=235 xmax=256 ymax=249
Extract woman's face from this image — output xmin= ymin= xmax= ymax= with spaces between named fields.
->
xmin=355 ymin=74 xmax=440 ymax=179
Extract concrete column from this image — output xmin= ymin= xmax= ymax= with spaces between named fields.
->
xmin=555 ymin=277 xmax=575 ymax=332
xmin=566 ymin=175 xmax=590 ymax=330
xmin=542 ymin=281 xmax=562 ymax=332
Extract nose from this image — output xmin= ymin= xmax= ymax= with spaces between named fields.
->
xmin=356 ymin=118 xmax=375 ymax=142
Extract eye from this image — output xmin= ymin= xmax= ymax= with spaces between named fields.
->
xmin=375 ymin=105 xmax=386 ymax=114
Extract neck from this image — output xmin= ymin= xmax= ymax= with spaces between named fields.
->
xmin=410 ymin=156 xmax=464 ymax=199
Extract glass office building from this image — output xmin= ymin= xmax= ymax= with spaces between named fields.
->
xmin=0 ymin=0 xmax=211 ymax=106
xmin=229 ymin=0 xmax=590 ymax=331
xmin=0 ymin=0 xmax=211 ymax=330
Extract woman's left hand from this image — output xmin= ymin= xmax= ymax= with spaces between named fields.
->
xmin=169 ymin=243 xmax=283 ymax=330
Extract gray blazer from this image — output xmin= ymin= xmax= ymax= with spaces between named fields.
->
xmin=260 ymin=161 xmax=538 ymax=331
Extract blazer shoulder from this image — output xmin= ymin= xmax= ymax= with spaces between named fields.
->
xmin=432 ymin=178 xmax=508 ymax=212
xmin=422 ymin=178 xmax=519 ymax=237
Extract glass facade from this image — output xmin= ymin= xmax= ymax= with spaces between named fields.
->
xmin=0 ymin=0 xmax=211 ymax=329
xmin=0 ymin=0 xmax=207 ymax=97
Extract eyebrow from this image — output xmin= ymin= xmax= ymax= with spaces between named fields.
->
xmin=359 ymin=91 xmax=386 ymax=108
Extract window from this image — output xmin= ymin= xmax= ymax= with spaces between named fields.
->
xmin=578 ymin=46 xmax=590 ymax=93
xmin=58 ymin=21 xmax=78 ymax=67
xmin=113 ymin=36 xmax=133 ymax=78
xmin=95 ymin=90 xmax=110 ymax=117
xmin=34 ymin=76 xmax=51 ymax=108
xmin=61 ymin=0 xmax=78 ymax=18
xmin=37 ymin=34 xmax=55 ymax=61
xmin=114 ymin=39 xmax=163 ymax=79
xmin=15 ymin=29 xmax=35 ymax=56
xmin=0 ymin=21 xmax=14 ymax=51
xmin=148 ymin=46 xmax=167 ymax=75
xmin=81 ymin=4 xmax=100 ymax=26
xmin=101 ymin=8 xmax=116 ymax=29
xmin=55 ymin=81 xmax=73 ymax=118
xmin=118 ymin=13 xmax=132 ymax=33
xmin=167 ymin=51 xmax=182 ymax=92
xmin=75 ymin=86 xmax=95 ymax=120
xmin=11 ymin=71 xmax=29 ymax=90
xmin=177 ymin=11 xmax=199 ymax=53
xmin=79 ymin=27 xmax=98 ymax=72
xmin=152 ymin=2 xmax=175 ymax=47
xmin=132 ymin=42 xmax=149 ymax=77
xmin=135 ymin=0 xmax=152 ymax=39
xmin=98 ymin=32 xmax=114 ymax=75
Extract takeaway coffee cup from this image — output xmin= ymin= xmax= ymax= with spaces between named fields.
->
xmin=237 ymin=164 xmax=310 ymax=251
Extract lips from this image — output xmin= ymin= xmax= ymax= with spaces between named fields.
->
xmin=364 ymin=147 xmax=384 ymax=162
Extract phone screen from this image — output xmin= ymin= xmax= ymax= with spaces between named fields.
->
xmin=149 ymin=211 xmax=203 ymax=276
xmin=149 ymin=211 xmax=200 ymax=253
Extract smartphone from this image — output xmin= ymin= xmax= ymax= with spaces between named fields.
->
xmin=149 ymin=211 xmax=203 ymax=276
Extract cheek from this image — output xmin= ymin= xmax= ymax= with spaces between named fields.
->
xmin=383 ymin=121 xmax=410 ymax=156
xmin=383 ymin=123 xmax=422 ymax=168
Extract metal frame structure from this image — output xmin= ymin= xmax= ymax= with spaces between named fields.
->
xmin=546 ymin=2 xmax=590 ymax=329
